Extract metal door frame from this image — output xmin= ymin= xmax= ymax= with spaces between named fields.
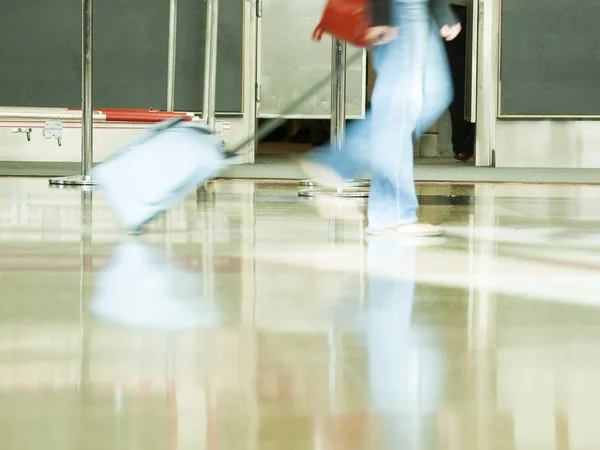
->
xmin=241 ymin=0 xmax=259 ymax=163
xmin=473 ymin=0 xmax=499 ymax=167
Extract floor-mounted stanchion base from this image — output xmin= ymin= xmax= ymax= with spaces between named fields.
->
xmin=298 ymin=180 xmax=370 ymax=198
xmin=298 ymin=179 xmax=370 ymax=189
xmin=49 ymin=175 xmax=97 ymax=187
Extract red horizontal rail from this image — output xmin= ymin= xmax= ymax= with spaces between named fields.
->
xmin=103 ymin=111 xmax=193 ymax=123
xmin=68 ymin=108 xmax=169 ymax=113
xmin=68 ymin=108 xmax=194 ymax=123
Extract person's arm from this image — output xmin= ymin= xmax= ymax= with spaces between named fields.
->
xmin=429 ymin=0 xmax=459 ymax=28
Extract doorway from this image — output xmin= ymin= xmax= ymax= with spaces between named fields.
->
xmin=414 ymin=2 xmax=478 ymax=166
xmin=252 ymin=0 xmax=482 ymax=172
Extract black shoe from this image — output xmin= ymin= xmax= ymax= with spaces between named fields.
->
xmin=454 ymin=152 xmax=473 ymax=162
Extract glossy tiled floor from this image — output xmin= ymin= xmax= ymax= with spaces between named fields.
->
xmin=1 ymin=177 xmax=600 ymax=450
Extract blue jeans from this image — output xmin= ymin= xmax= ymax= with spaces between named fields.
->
xmin=306 ymin=1 xmax=453 ymax=229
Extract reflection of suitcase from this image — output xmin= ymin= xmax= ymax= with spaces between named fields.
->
xmin=92 ymin=118 xmax=224 ymax=233
xmin=91 ymin=241 xmax=218 ymax=329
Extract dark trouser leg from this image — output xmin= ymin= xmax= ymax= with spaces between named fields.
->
xmin=445 ymin=5 xmax=475 ymax=159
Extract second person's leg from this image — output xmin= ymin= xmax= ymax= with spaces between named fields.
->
xmin=445 ymin=4 xmax=475 ymax=161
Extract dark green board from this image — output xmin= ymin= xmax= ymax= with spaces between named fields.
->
xmin=500 ymin=0 xmax=600 ymax=116
xmin=0 ymin=0 xmax=243 ymax=112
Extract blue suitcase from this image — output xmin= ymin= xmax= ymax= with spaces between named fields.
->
xmin=92 ymin=118 xmax=226 ymax=233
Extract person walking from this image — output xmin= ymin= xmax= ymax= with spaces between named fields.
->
xmin=301 ymin=0 xmax=462 ymax=237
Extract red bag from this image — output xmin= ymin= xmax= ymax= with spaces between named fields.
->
xmin=312 ymin=0 xmax=371 ymax=47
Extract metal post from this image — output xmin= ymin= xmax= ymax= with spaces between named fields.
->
xmin=298 ymin=40 xmax=369 ymax=197
xmin=195 ymin=0 xmax=221 ymax=198
xmin=49 ymin=0 xmax=96 ymax=187
xmin=81 ymin=1 xmax=93 ymax=182
xmin=166 ymin=0 xmax=178 ymax=112
xmin=202 ymin=0 xmax=219 ymax=133
xmin=331 ymin=40 xmax=370 ymax=195
xmin=201 ymin=0 xmax=212 ymax=123
xmin=330 ymin=39 xmax=347 ymax=152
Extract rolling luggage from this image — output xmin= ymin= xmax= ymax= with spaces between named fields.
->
xmin=92 ymin=30 xmax=374 ymax=234
xmin=92 ymin=119 xmax=225 ymax=233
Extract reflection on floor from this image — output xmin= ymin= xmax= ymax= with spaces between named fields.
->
xmin=1 ymin=177 xmax=600 ymax=450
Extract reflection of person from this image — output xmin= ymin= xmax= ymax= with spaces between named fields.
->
xmin=364 ymin=240 xmax=445 ymax=448
xmin=365 ymin=241 xmax=416 ymax=416
xmin=445 ymin=0 xmax=475 ymax=161
xmin=301 ymin=0 xmax=461 ymax=238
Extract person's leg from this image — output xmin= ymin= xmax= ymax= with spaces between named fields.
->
xmin=366 ymin=1 xmax=451 ymax=233
xmin=301 ymin=1 xmax=451 ymax=236
xmin=444 ymin=5 xmax=475 ymax=161
xmin=300 ymin=111 xmax=373 ymax=184
xmin=300 ymin=2 xmax=430 ymax=186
